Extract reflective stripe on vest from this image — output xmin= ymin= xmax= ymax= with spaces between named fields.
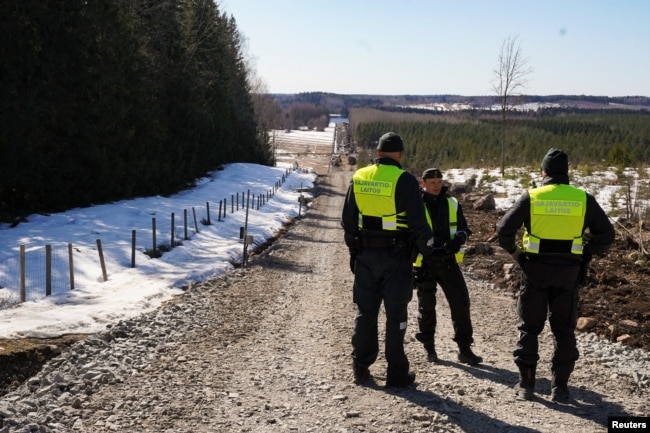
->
xmin=414 ymin=197 xmax=460 ymax=267
xmin=524 ymin=184 xmax=586 ymax=255
xmin=353 ymin=164 xmax=407 ymax=231
xmin=448 ymin=196 xmax=458 ymax=237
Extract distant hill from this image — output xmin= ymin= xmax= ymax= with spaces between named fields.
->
xmin=271 ymin=93 xmax=650 ymax=115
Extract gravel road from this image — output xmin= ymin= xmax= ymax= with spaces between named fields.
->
xmin=0 ymin=170 xmax=647 ymax=433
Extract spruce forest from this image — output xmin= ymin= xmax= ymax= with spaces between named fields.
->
xmin=348 ymin=107 xmax=650 ymax=177
xmin=0 ymin=1 xmax=272 ymax=220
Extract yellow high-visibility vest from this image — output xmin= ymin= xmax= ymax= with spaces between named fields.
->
xmin=353 ymin=164 xmax=408 ymax=231
xmin=524 ymin=184 xmax=586 ymax=255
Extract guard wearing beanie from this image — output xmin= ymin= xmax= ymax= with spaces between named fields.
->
xmin=341 ymin=132 xmax=434 ymax=388
xmin=541 ymin=148 xmax=569 ymax=175
xmin=496 ymin=148 xmax=615 ymax=402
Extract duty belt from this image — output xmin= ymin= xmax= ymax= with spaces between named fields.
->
xmin=359 ymin=234 xmax=411 ymax=249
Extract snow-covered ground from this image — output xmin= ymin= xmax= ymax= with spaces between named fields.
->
xmin=0 ymin=162 xmax=318 ymax=339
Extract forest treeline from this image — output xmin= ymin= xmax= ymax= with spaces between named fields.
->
xmin=348 ymin=108 xmax=650 ymax=176
xmin=272 ymin=92 xmax=650 ymax=117
xmin=0 ymin=1 xmax=273 ymax=222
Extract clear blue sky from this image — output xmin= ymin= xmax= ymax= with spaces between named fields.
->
xmin=220 ymin=0 xmax=649 ymax=97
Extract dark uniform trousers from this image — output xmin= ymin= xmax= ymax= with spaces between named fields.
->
xmin=414 ymin=256 xmax=473 ymax=348
xmin=515 ymin=258 xmax=581 ymax=376
xmin=351 ymin=247 xmax=413 ymax=382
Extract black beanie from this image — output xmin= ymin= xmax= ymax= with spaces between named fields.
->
xmin=541 ymin=148 xmax=569 ymax=175
xmin=422 ymin=168 xmax=443 ymax=179
xmin=377 ymin=132 xmax=404 ymax=152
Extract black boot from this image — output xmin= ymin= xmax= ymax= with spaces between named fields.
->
xmin=458 ymin=346 xmax=483 ymax=365
xmin=416 ymin=333 xmax=439 ymax=362
xmin=386 ymin=371 xmax=416 ymax=388
xmin=423 ymin=341 xmax=439 ymax=362
xmin=551 ymin=364 xmax=573 ymax=402
xmin=352 ymin=361 xmax=370 ymax=385
xmin=515 ymin=365 xmax=536 ymax=400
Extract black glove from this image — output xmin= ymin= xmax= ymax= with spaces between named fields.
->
xmin=443 ymin=237 xmax=462 ymax=254
xmin=349 ymin=254 xmax=356 ymax=273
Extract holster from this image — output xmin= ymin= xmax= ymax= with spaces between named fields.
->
xmin=577 ymin=251 xmax=593 ymax=286
xmin=413 ymin=265 xmax=426 ymax=282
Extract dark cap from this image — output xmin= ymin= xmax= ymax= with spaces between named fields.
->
xmin=422 ymin=168 xmax=443 ymax=179
xmin=541 ymin=148 xmax=569 ymax=175
xmin=377 ymin=132 xmax=404 ymax=152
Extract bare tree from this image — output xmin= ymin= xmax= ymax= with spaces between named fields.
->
xmin=492 ymin=35 xmax=533 ymax=177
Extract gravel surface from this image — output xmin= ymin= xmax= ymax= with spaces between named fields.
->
xmin=0 ymin=170 xmax=648 ymax=433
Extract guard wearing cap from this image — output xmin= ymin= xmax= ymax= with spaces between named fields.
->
xmin=496 ymin=148 xmax=615 ymax=402
xmin=341 ymin=132 xmax=434 ymax=388
xmin=412 ymin=168 xmax=482 ymax=365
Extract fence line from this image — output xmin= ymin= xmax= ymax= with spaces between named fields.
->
xmin=0 ymin=167 xmax=307 ymax=307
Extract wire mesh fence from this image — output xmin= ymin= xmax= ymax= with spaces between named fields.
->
xmin=0 ymin=245 xmax=73 ymax=303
